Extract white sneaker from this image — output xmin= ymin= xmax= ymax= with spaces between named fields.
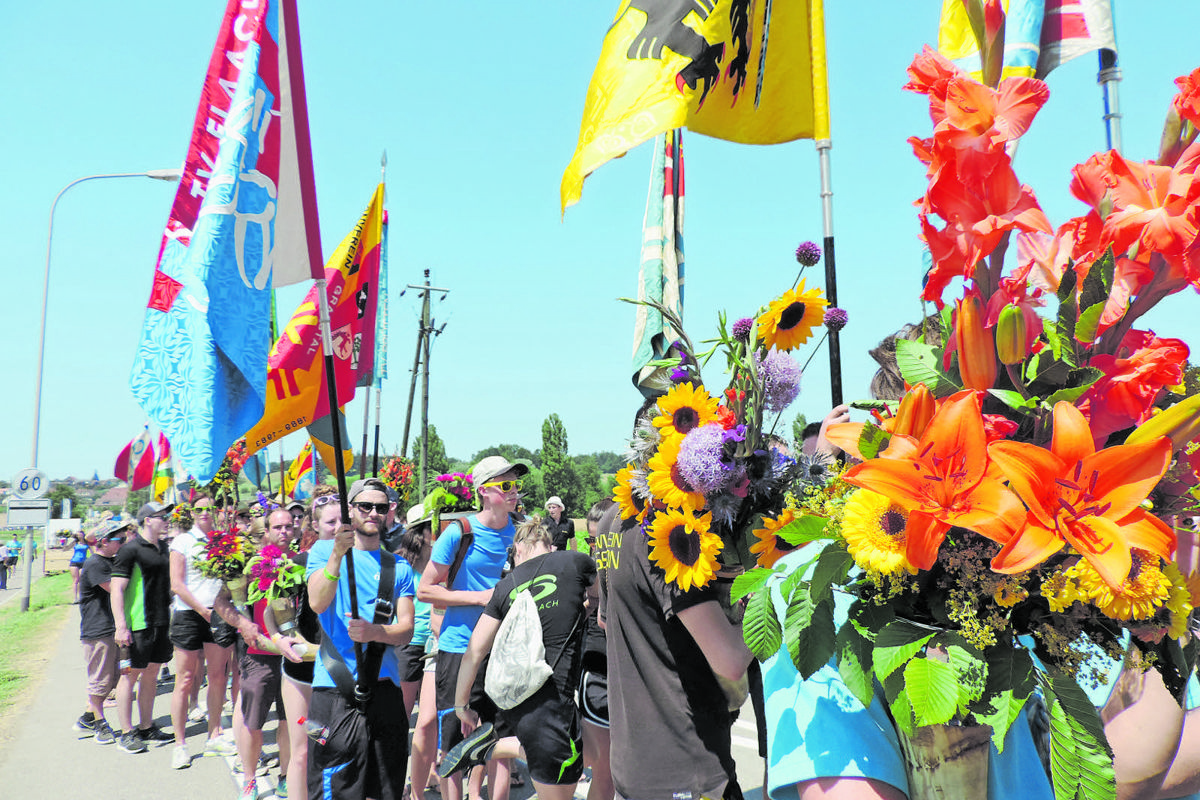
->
xmin=188 ymin=706 xmax=207 ymax=723
xmin=172 ymin=745 xmax=191 ymax=770
xmin=204 ymin=735 xmax=237 ymax=757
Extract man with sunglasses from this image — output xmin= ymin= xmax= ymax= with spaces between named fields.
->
xmin=305 ymin=478 xmax=416 ymax=800
xmin=417 ymin=455 xmax=530 ymax=800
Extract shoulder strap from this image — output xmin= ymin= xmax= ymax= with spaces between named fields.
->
xmin=356 ymin=551 xmax=398 ymax=700
xmin=319 ymin=635 xmax=359 ymax=702
xmin=446 ymin=517 xmax=474 ymax=587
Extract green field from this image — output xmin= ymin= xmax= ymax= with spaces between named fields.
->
xmin=0 ymin=573 xmax=72 ymax=711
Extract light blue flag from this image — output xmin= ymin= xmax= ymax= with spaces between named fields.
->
xmin=240 ymin=453 xmax=266 ymax=488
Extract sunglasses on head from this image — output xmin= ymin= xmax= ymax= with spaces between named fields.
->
xmin=352 ymin=501 xmax=390 ymax=515
xmin=312 ymin=495 xmax=340 ymax=508
xmin=482 ymin=479 xmax=522 ymax=493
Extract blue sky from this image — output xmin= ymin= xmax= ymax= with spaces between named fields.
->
xmin=3 ymin=1 xmax=1200 ymax=482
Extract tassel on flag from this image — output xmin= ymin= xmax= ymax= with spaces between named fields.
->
xmin=115 ymin=427 xmax=156 ymax=491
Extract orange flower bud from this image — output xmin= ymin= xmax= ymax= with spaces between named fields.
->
xmin=994 ymin=304 xmax=1028 ymax=366
xmin=892 ymin=383 xmax=936 ymax=439
xmin=955 ymin=293 xmax=997 ymax=391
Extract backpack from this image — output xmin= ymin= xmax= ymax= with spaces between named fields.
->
xmin=484 ymin=587 xmax=554 ymax=710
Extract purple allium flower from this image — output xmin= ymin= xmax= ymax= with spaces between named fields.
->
xmin=824 ymin=307 xmax=848 ymax=333
xmin=670 ymin=366 xmax=690 ymax=382
xmin=731 ymin=317 xmax=754 ymax=342
xmin=677 ymin=424 xmax=733 ymax=494
xmin=757 ymin=348 xmax=802 ymax=412
xmin=795 ymin=241 xmax=822 ymax=267
xmin=722 ymin=424 xmax=747 ymax=445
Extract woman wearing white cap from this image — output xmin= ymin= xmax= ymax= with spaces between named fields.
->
xmin=543 ymin=497 xmax=574 ymax=551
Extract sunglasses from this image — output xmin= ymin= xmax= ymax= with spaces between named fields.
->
xmin=481 ymin=479 xmax=522 ymax=493
xmin=352 ymin=501 xmax=390 ymax=515
xmin=312 ymin=495 xmax=341 ymax=508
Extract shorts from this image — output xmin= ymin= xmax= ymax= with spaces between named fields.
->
xmin=502 ymin=680 xmax=584 ymax=786
xmin=579 ymin=670 xmax=609 ymax=728
xmin=211 ymin=615 xmax=238 ymax=648
xmin=169 ymin=608 xmax=215 ymax=651
xmin=309 ymin=681 xmax=408 ymax=800
xmin=70 ymin=558 xmax=86 ymax=568
xmin=82 ymin=636 xmax=118 ymax=698
xmin=396 ymin=642 xmax=425 ymax=684
xmin=435 ymin=650 xmax=510 ymax=752
xmin=239 ymin=652 xmax=283 ymax=731
xmin=129 ymin=625 xmax=172 ymax=670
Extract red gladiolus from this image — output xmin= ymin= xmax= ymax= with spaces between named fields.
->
xmin=1174 ymin=67 xmax=1200 ymax=127
xmin=1077 ymin=330 xmax=1189 ymax=444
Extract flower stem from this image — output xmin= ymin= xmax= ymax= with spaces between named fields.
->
xmin=800 ymin=330 xmax=831 ymax=374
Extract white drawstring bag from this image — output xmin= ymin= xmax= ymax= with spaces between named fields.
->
xmin=485 ymin=589 xmax=553 ymax=710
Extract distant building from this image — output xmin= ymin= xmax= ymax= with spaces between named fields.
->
xmin=96 ymin=485 xmax=129 ymax=508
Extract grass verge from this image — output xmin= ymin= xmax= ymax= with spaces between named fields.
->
xmin=0 ymin=573 xmax=72 ymax=712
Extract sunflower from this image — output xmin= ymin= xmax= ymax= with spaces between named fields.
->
xmin=749 ymin=509 xmax=807 ymax=568
xmin=757 ymin=279 xmax=828 ymax=351
xmin=647 ymin=507 xmax=722 ymax=591
xmin=653 ymin=382 xmax=719 ymax=440
xmin=1069 ymin=549 xmax=1172 ymax=621
xmin=839 ymin=489 xmax=917 ymax=576
xmin=1163 ymin=562 xmax=1194 ymax=640
xmin=647 ymin=435 xmax=706 ymax=512
xmin=612 ymin=466 xmax=649 ymax=522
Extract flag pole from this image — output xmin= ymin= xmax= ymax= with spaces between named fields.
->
xmin=372 ymin=151 xmax=387 ymax=478
xmin=359 ymin=387 xmax=371 ymax=480
xmin=816 ymin=139 xmax=842 ymax=407
xmin=278 ymin=442 xmax=287 ymax=498
xmin=280 ymin=0 xmax=363 ymax=675
xmin=1098 ymin=48 xmax=1123 ymax=153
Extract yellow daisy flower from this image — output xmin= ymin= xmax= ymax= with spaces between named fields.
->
xmin=1039 ymin=568 xmax=1081 ymax=613
xmin=653 ymin=382 xmax=719 ymax=440
xmin=647 ymin=507 xmax=722 ymax=591
xmin=749 ymin=509 xmax=807 ymax=568
xmin=647 ymin=435 xmax=706 ymax=512
xmin=612 ymin=466 xmax=648 ymax=522
xmin=840 ymin=489 xmax=917 ymax=576
xmin=1069 ymin=550 xmax=1171 ymax=621
xmin=1163 ymin=562 xmax=1194 ymax=641
xmin=993 ymin=581 xmax=1029 ymax=608
xmin=757 ymin=279 xmax=828 ymax=352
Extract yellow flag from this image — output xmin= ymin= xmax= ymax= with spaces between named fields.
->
xmin=562 ymin=0 xmax=829 ymax=211
xmin=938 ymin=0 xmax=1045 ymax=80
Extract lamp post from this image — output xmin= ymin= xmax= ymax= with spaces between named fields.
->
xmin=31 ymin=168 xmax=182 ymax=468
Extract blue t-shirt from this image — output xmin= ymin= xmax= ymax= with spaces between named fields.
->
xmin=71 ymin=542 xmax=89 ymax=565
xmin=429 ymin=515 xmax=515 ymax=653
xmin=410 ymin=570 xmax=431 ymax=648
xmin=305 ymin=540 xmax=416 ymax=689
xmin=762 ymin=549 xmax=1053 ymax=800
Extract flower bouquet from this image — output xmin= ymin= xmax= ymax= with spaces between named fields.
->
xmin=169 ymin=503 xmax=194 ymax=531
xmin=379 ymin=456 xmax=416 ymax=507
xmin=204 ymin=438 xmax=250 ymax=508
xmin=738 ymin=15 xmax=1200 ymax=800
xmin=421 ymin=472 xmax=476 ymax=532
xmin=613 ymin=253 xmax=845 ymax=589
xmin=193 ymin=528 xmax=252 ymax=605
xmin=245 ymin=542 xmax=307 ymax=634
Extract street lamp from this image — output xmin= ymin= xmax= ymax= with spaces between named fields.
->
xmin=30 ymin=168 xmax=183 ymax=468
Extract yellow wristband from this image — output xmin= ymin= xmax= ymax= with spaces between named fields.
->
xmin=323 ymin=567 xmax=339 ymax=582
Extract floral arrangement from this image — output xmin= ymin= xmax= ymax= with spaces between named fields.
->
xmin=192 ymin=527 xmax=252 ymax=582
xmin=379 ymin=456 xmax=416 ymax=506
xmin=250 ymin=490 xmax=280 ymax=519
xmin=421 ymin=472 xmax=476 ymax=530
xmin=612 ymin=250 xmax=846 ymax=590
xmin=738 ymin=16 xmax=1200 ymax=800
xmin=245 ymin=543 xmax=306 ymax=604
xmin=169 ymin=503 xmax=194 ymax=531
xmin=204 ymin=438 xmax=250 ymax=507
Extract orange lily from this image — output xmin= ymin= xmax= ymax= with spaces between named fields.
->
xmin=843 ymin=391 xmax=1024 ymax=569
xmin=987 ymin=402 xmax=1175 ymax=589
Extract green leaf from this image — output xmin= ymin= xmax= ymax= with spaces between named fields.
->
xmin=989 ymin=388 xmax=1037 ymax=412
xmin=731 ymin=567 xmax=773 ymax=603
xmin=742 ymin=585 xmax=783 ymax=661
xmin=1055 ymin=269 xmax=1080 ymax=368
xmin=1073 ymin=303 xmax=1105 ymax=345
xmin=896 ymin=338 xmax=960 ymax=396
xmin=889 ymin=684 xmax=916 ymax=736
xmin=1078 ymin=247 xmax=1116 ymax=311
xmin=787 ymin=595 xmax=836 ymax=679
xmin=856 ymin=423 xmax=892 ymax=460
xmin=809 ymin=543 xmax=852 ymax=603
xmin=848 ymin=599 xmax=895 ymax=642
xmin=977 ymin=647 xmax=1036 ymax=752
xmin=836 ymin=622 xmax=876 ymax=708
xmin=903 ymin=657 xmax=959 ymax=726
xmin=1042 ymin=319 xmax=1063 ymax=363
xmin=874 ymin=620 xmax=935 ymax=681
xmin=1041 ymin=670 xmax=1116 ymax=800
xmin=944 ymin=644 xmax=987 ymax=710
xmin=1028 ymin=358 xmax=1074 ymax=396
xmin=1046 ymin=367 xmax=1104 ymax=406
xmin=773 ymin=514 xmax=831 ymax=547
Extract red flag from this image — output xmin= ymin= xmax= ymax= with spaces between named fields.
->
xmin=114 ymin=427 xmax=156 ymax=490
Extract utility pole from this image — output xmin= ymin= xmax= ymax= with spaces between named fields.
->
xmin=400 ymin=269 xmax=449 ymax=497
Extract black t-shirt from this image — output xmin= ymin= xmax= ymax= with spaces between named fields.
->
xmin=545 ymin=516 xmax=575 ymax=551
xmin=483 ymin=550 xmax=595 ymax=694
xmin=601 ymin=514 xmax=735 ymax=800
xmin=79 ymin=553 xmax=116 ymax=639
xmin=110 ymin=533 xmax=172 ymax=630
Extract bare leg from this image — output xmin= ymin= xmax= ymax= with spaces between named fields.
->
xmin=581 ymin=719 xmax=614 ymax=800
xmin=137 ymin=663 xmax=162 ymax=730
xmin=280 ymin=674 xmax=311 ymax=800
xmin=116 ymin=667 xmax=143 ymax=732
xmin=171 ymin=648 xmax=201 ymax=747
xmin=409 ymin=673 xmax=439 ymax=796
xmin=203 ymin=642 xmax=232 ymax=739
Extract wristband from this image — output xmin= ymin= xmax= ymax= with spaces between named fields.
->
xmin=323 ymin=567 xmax=340 ymax=582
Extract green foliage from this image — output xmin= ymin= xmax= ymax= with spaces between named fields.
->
xmin=772 ymin=514 xmax=831 ymax=546
xmin=1042 ymin=670 xmax=1116 ymax=800
xmin=895 ymin=337 xmax=960 ymax=396
xmin=540 ymin=413 xmax=584 ymax=515
xmin=836 ymin=622 xmax=877 ymax=708
xmin=787 ymin=593 xmax=836 ymax=679
xmin=49 ymin=483 xmax=82 ymax=519
xmin=874 ymin=620 xmax=935 ymax=681
xmin=743 ymin=585 xmax=782 ymax=661
xmin=856 ymin=423 xmax=892 ymax=460
xmin=520 ymin=466 xmax=546 ymax=515
xmin=902 ymin=657 xmax=959 ymax=726
xmin=470 ymin=444 xmax=537 ymax=469
xmin=411 ymin=424 xmax=451 ymax=487
xmin=591 ymin=451 xmax=625 ymax=474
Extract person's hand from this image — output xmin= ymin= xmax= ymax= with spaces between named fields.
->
xmin=346 ymin=617 xmax=377 ymax=644
xmin=816 ymin=404 xmax=851 ymax=457
xmin=114 ymin=625 xmax=132 ymax=647
xmin=200 ymin=607 xmax=213 ymax=624
xmin=238 ymin=619 xmax=259 ymax=647
xmin=331 ymin=524 xmax=354 ymax=559
xmin=456 ymin=705 xmax=480 ymax=734
xmin=275 ymin=635 xmax=305 ymax=663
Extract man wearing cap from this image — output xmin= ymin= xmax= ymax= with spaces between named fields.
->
xmin=417 ymin=455 xmax=529 ymax=800
xmin=74 ymin=519 xmax=133 ymax=745
xmin=110 ymin=502 xmax=177 ymax=754
xmin=286 ymin=500 xmax=306 ymax=540
xmin=305 ymin=478 xmax=416 ymax=800
xmin=543 ymin=497 xmax=574 ymax=552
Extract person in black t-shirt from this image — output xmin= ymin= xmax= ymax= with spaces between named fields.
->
xmin=74 ymin=521 xmax=132 ymax=744
xmin=444 ymin=518 xmax=595 ymax=800
xmin=543 ymin=497 xmax=575 ymax=551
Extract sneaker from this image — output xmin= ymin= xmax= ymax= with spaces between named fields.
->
xmin=94 ymin=722 xmax=116 ymax=745
xmin=172 ymin=745 xmax=191 ymax=770
xmin=436 ymin=722 xmax=496 ymax=778
xmin=136 ymin=723 xmax=174 ymax=745
xmin=74 ymin=713 xmax=97 ymax=738
xmin=188 ymin=705 xmax=207 ymax=723
xmin=241 ymin=775 xmax=260 ymax=800
xmin=275 ymin=776 xmax=288 ymax=799
xmin=118 ymin=731 xmax=148 ymax=754
xmin=204 ymin=734 xmax=238 ymax=757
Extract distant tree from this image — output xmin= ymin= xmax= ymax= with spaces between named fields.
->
xmin=591 ymin=451 xmax=626 ymax=474
xmin=50 ymin=484 xmax=83 ymax=519
xmin=126 ymin=487 xmax=151 ymax=515
xmin=791 ymin=412 xmax=809 ymax=452
xmin=411 ymin=424 xmax=451 ymax=485
xmin=575 ymin=456 xmax=605 ymax=514
xmin=541 ymin=414 xmax=584 ymax=515
xmin=519 ymin=466 xmax=546 ymax=516
xmin=470 ymin=444 xmax=537 ymax=468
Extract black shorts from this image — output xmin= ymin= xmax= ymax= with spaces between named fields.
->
xmin=239 ymin=652 xmax=283 ymax=731
xmin=501 ymin=680 xmax=584 ymax=786
xmin=129 ymin=625 xmax=172 ymax=669
xmin=579 ymin=670 xmax=609 ymax=728
xmin=395 ymin=642 xmax=425 ymax=684
xmin=169 ymin=608 xmax=213 ymax=650
xmin=434 ymin=650 xmax=510 ymax=752
xmin=309 ymin=682 xmax=408 ymax=800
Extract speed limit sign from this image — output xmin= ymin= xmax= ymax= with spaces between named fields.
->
xmin=12 ymin=468 xmax=49 ymax=500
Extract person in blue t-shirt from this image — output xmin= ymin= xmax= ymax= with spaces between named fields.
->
xmin=418 ymin=455 xmax=530 ymax=800
xmin=305 ymin=478 xmax=416 ymax=800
